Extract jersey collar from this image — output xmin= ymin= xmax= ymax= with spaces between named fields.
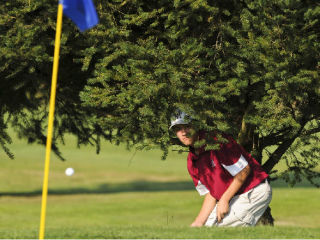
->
xmin=189 ymin=131 xmax=208 ymax=159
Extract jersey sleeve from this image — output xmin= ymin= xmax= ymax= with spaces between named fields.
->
xmin=187 ymin=154 xmax=210 ymax=196
xmin=195 ymin=180 xmax=210 ymax=196
xmin=188 ymin=169 xmax=209 ymax=196
xmin=218 ymin=136 xmax=249 ymax=176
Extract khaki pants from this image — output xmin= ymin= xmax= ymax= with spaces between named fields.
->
xmin=205 ymin=180 xmax=272 ymax=227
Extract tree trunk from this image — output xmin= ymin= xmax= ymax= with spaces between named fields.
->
xmin=238 ymin=119 xmax=255 ymax=154
xmin=237 ymin=119 xmax=262 ymax=163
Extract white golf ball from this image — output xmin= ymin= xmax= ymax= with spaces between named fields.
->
xmin=65 ymin=167 xmax=74 ymax=176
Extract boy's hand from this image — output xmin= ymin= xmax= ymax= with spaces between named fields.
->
xmin=190 ymin=221 xmax=204 ymax=227
xmin=216 ymin=165 xmax=250 ymax=223
xmin=216 ymin=199 xmax=229 ymax=223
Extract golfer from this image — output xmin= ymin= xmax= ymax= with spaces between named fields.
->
xmin=170 ymin=111 xmax=272 ymax=227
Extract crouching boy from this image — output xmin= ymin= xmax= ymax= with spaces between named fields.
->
xmin=170 ymin=111 xmax=272 ymax=227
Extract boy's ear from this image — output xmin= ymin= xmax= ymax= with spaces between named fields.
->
xmin=187 ymin=128 xmax=196 ymax=137
xmin=171 ymin=125 xmax=178 ymax=132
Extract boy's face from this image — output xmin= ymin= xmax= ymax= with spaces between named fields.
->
xmin=173 ymin=124 xmax=197 ymax=146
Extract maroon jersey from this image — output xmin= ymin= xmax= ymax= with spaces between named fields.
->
xmin=187 ymin=133 xmax=268 ymax=200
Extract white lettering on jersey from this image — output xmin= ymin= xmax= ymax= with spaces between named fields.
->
xmin=222 ymin=154 xmax=248 ymax=176
xmin=196 ymin=180 xmax=210 ymax=196
xmin=211 ymin=159 xmax=215 ymax=168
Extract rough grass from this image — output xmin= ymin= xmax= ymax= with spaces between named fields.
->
xmin=0 ymin=133 xmax=319 ymax=239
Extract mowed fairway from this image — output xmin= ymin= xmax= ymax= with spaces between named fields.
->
xmin=0 ymin=133 xmax=319 ymax=239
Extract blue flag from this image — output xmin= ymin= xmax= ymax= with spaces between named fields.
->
xmin=60 ymin=0 xmax=99 ymax=32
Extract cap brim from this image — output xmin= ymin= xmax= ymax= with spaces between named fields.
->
xmin=169 ymin=119 xmax=189 ymax=129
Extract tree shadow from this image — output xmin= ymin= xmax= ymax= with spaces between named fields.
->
xmin=270 ymin=178 xmax=320 ymax=188
xmin=0 ymin=180 xmax=195 ymax=197
xmin=1 ymin=178 xmax=318 ymax=198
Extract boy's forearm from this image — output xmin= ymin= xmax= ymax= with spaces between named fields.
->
xmin=191 ymin=193 xmax=217 ymax=226
xmin=216 ymin=165 xmax=251 ymax=222
xmin=221 ymin=165 xmax=251 ymax=202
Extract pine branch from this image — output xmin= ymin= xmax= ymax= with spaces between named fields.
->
xmin=262 ymin=123 xmax=306 ymax=173
xmin=262 ymin=137 xmax=296 ymax=173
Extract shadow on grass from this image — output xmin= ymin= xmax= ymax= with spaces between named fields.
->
xmin=0 ymin=180 xmax=195 ymax=197
xmin=270 ymin=178 xmax=320 ymax=188
xmin=1 ymin=178 xmax=318 ymax=197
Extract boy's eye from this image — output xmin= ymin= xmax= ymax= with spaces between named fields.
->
xmin=173 ymin=126 xmax=182 ymax=132
xmin=173 ymin=126 xmax=181 ymax=132
xmin=173 ymin=125 xmax=191 ymax=132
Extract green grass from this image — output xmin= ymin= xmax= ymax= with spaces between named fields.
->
xmin=1 ymin=226 xmax=320 ymax=239
xmin=0 ymin=133 xmax=319 ymax=239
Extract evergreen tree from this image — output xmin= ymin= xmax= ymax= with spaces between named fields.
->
xmin=1 ymin=0 xmax=319 ymax=224
xmin=80 ymin=0 xmax=320 ymax=187
xmin=0 ymin=0 xmax=105 ymax=159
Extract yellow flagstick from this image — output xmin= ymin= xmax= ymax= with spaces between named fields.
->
xmin=39 ymin=4 xmax=63 ymax=240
